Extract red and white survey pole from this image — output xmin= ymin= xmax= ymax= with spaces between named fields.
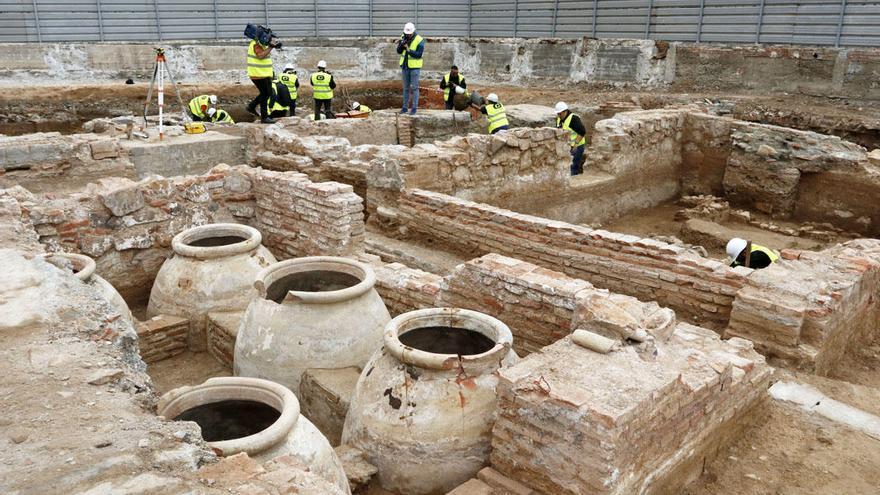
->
xmin=143 ymin=47 xmax=188 ymax=141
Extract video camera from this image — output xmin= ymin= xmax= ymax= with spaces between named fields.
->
xmin=245 ymin=24 xmax=283 ymax=50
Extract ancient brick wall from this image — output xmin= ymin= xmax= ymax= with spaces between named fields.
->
xmin=368 ymin=258 xmax=443 ymax=317
xmin=5 ymin=164 xmax=364 ymax=303
xmin=397 ymin=188 xmax=745 ymax=329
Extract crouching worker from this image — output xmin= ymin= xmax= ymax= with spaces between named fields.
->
xmin=351 ymin=101 xmax=372 ymax=115
xmin=275 ymin=64 xmax=299 ymax=116
xmin=480 ymin=93 xmax=509 ymax=135
xmin=726 ymin=238 xmax=779 ymax=269
xmin=188 ymin=94 xmax=217 ymax=121
xmin=555 ymin=101 xmax=587 ymax=176
xmin=207 ymin=108 xmax=234 ymax=124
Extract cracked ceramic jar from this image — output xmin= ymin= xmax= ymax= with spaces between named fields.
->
xmin=147 ymin=223 xmax=276 ymax=351
xmin=341 ymin=307 xmax=517 ymax=495
xmin=158 ymin=377 xmax=350 ymax=494
xmin=234 ymin=256 xmax=390 ymax=393
xmin=42 ymin=252 xmax=133 ymax=326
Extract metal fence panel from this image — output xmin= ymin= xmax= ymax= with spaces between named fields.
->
xmin=0 ymin=0 xmax=878 ymax=46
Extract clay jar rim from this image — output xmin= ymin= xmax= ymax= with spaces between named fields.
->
xmin=157 ymin=376 xmax=300 ymax=457
xmin=255 ymin=256 xmax=376 ymax=305
xmin=384 ymin=307 xmax=513 ymax=371
xmin=172 ymin=223 xmax=263 ymax=260
xmin=42 ymin=252 xmax=96 ymax=282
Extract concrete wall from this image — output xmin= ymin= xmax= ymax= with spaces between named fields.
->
xmin=3 ymin=37 xmax=879 ymax=98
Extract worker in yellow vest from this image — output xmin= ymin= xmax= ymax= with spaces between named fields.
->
xmin=439 ymin=65 xmax=467 ymax=110
xmin=479 ymin=93 xmax=510 ymax=135
xmin=274 ymin=64 xmax=299 ymax=116
xmin=555 ymin=101 xmax=588 ymax=175
xmin=188 ymin=94 xmax=217 ymax=121
xmin=396 ymin=22 xmax=425 ymax=115
xmin=245 ymin=35 xmax=279 ymax=124
xmin=207 ymin=107 xmax=234 ymax=124
xmin=726 ymin=238 xmax=779 ymax=269
xmin=351 ymin=101 xmax=372 ymax=115
xmin=310 ymin=60 xmax=336 ymax=120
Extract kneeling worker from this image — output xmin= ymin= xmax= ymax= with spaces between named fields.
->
xmin=310 ymin=60 xmax=336 ymax=120
xmin=207 ymin=107 xmax=234 ymax=124
xmin=188 ymin=94 xmax=217 ymax=121
xmin=726 ymin=238 xmax=779 ymax=269
xmin=555 ymin=102 xmax=587 ymax=176
xmin=351 ymin=101 xmax=372 ymax=114
xmin=480 ymin=93 xmax=509 ymax=135
xmin=276 ymin=64 xmax=299 ymax=116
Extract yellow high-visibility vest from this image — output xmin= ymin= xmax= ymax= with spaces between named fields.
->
xmin=188 ymin=95 xmax=210 ymax=118
xmin=557 ymin=113 xmax=587 ymax=147
xmin=269 ymin=83 xmax=289 ymax=113
xmin=486 ymin=103 xmax=509 ymax=134
xmin=310 ymin=71 xmax=333 ymax=100
xmin=278 ymin=73 xmax=298 ymax=100
xmin=749 ymin=244 xmax=779 ymax=263
xmin=247 ymin=40 xmax=273 ymax=78
xmin=212 ymin=109 xmax=234 ymax=123
xmin=358 ymin=105 xmax=372 ymax=113
xmin=443 ymin=73 xmax=466 ymax=101
xmin=399 ymin=34 xmax=425 ymax=69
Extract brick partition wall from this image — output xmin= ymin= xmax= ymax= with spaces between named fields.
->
xmin=397 ymin=188 xmax=747 ymax=330
xmin=4 ymin=164 xmax=364 ymax=303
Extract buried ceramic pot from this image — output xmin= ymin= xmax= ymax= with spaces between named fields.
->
xmin=42 ymin=252 xmax=133 ymax=326
xmin=341 ymin=307 xmax=518 ymax=495
xmin=147 ymin=223 xmax=276 ymax=351
xmin=158 ymin=376 xmax=350 ymax=494
xmin=234 ymin=256 xmax=390 ymax=393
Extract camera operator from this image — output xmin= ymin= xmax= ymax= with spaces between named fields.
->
xmin=246 ymin=29 xmax=281 ymax=124
xmin=396 ymin=22 xmax=425 ymax=115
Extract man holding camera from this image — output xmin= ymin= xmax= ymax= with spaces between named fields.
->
xmin=396 ymin=22 xmax=425 ymax=115
xmin=245 ymin=27 xmax=281 ymax=124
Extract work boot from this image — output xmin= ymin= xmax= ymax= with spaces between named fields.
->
xmin=409 ymin=109 xmax=417 ymax=115
xmin=400 ymin=108 xmax=407 ymax=114
xmin=260 ymin=117 xmax=276 ymax=124
xmin=246 ymin=103 xmax=258 ymax=115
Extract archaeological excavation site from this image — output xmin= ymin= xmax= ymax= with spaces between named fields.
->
xmin=2 ymin=3 xmax=880 ymax=494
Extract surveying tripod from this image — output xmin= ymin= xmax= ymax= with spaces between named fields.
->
xmin=143 ymin=47 xmax=189 ymax=140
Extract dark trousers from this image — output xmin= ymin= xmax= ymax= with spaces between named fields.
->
xmin=570 ymin=144 xmax=586 ymax=175
xmin=445 ymin=99 xmax=455 ymax=110
xmin=314 ymin=99 xmax=334 ymax=119
xmin=249 ymin=77 xmax=271 ymax=117
xmin=490 ymin=125 xmax=509 ymax=135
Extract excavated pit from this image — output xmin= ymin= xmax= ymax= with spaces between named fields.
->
xmin=398 ymin=326 xmax=496 ymax=356
xmin=173 ymin=399 xmax=281 ymax=442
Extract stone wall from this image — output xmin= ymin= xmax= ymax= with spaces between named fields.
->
xmin=3 ymin=164 xmax=364 ymax=303
xmin=396 ymin=188 xmax=745 ymax=329
xmin=726 ymin=239 xmax=880 ymax=374
xmin=490 ymin=325 xmax=771 ymax=495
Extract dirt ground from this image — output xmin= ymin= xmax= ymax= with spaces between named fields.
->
xmin=147 ymin=350 xmax=231 ymax=396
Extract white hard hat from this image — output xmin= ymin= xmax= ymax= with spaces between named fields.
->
xmin=317 ymin=60 xmax=327 ymax=69
xmin=487 ymin=93 xmax=499 ymax=103
xmin=352 ymin=101 xmax=360 ymax=109
xmin=283 ymin=63 xmax=295 ymax=72
xmin=555 ymin=101 xmax=569 ymax=113
xmin=209 ymin=95 xmax=217 ymax=105
xmin=207 ymin=107 xmax=216 ymax=117
xmin=726 ymin=238 xmax=748 ymax=260
xmin=403 ymin=22 xmax=416 ymax=34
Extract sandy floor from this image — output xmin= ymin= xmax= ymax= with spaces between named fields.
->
xmin=147 ymin=350 xmax=231 ymax=396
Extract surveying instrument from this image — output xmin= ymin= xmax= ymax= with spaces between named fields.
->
xmin=142 ymin=47 xmax=195 ymax=140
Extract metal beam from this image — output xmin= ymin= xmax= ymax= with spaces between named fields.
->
xmin=551 ymin=0 xmax=559 ymax=37
xmin=31 ymin=0 xmax=42 ymax=42
xmin=835 ymin=0 xmax=847 ymax=47
xmin=313 ymin=0 xmax=318 ymax=37
xmin=591 ymin=0 xmax=598 ymax=38
xmin=513 ymin=0 xmax=519 ymax=38
xmin=153 ymin=0 xmax=162 ymax=41
xmin=96 ymin=0 xmax=104 ymax=41
xmin=264 ymin=0 xmax=269 ymax=26
xmin=696 ymin=0 xmax=705 ymax=43
xmin=755 ymin=0 xmax=766 ymax=44
xmin=368 ymin=0 xmax=373 ymax=37
xmin=467 ymin=0 xmax=472 ymax=38
xmin=644 ymin=0 xmax=654 ymax=39
xmin=414 ymin=0 xmax=418 ymax=27
xmin=212 ymin=0 xmax=218 ymax=39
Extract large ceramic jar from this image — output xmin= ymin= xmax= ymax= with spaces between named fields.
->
xmin=148 ymin=223 xmax=276 ymax=351
xmin=341 ymin=307 xmax=518 ymax=495
xmin=43 ymin=252 xmax=133 ymax=326
xmin=158 ymin=377 xmax=350 ymax=494
xmin=234 ymin=256 xmax=390 ymax=393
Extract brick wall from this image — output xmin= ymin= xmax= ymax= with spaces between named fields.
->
xmin=368 ymin=258 xmax=443 ymax=317
xmin=397 ymin=188 xmax=746 ymax=329
xmin=491 ymin=325 xmax=771 ymax=495
xmin=6 ymin=164 xmax=364 ymax=303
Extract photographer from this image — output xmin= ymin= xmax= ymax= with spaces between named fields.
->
xmin=245 ymin=27 xmax=280 ymax=124
xmin=396 ymin=22 xmax=425 ymax=115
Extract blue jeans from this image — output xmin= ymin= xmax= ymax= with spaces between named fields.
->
xmin=401 ymin=68 xmax=420 ymax=112
xmin=570 ymin=144 xmax=585 ymax=175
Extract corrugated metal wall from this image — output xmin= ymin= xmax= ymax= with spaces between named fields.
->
xmin=1 ymin=0 xmax=878 ymax=46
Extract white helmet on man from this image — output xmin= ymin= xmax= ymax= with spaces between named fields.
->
xmin=726 ymin=238 xmax=748 ymax=260
xmin=486 ymin=93 xmax=499 ymax=103
xmin=207 ymin=107 xmax=216 ymax=117
xmin=555 ymin=101 xmax=569 ymax=113
xmin=352 ymin=101 xmax=361 ymax=110
xmin=209 ymin=94 xmax=217 ymax=105
xmin=317 ymin=60 xmax=327 ymax=69
xmin=283 ymin=63 xmax=295 ymax=73
xmin=403 ymin=22 xmax=416 ymax=34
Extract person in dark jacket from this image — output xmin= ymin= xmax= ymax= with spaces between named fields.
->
xmin=726 ymin=238 xmax=779 ymax=269
xmin=439 ymin=66 xmax=467 ymax=110
xmin=555 ymin=101 xmax=588 ymax=175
